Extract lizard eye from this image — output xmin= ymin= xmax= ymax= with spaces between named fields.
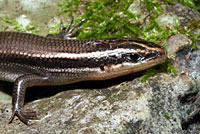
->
xmin=128 ymin=54 xmax=140 ymax=62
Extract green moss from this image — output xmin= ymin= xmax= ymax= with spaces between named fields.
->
xmin=179 ymin=19 xmax=200 ymax=50
xmin=58 ymin=0 xmax=198 ymax=46
xmin=178 ymin=0 xmax=200 ymax=11
xmin=59 ymin=0 xmax=81 ymax=16
xmin=59 ymin=0 xmax=138 ymax=39
xmin=0 ymin=17 xmax=39 ymax=33
xmin=165 ymin=112 xmax=171 ymax=119
xmin=141 ymin=59 xmax=177 ymax=82
xmin=79 ymin=0 xmax=138 ymax=39
xmin=58 ymin=0 xmax=181 ymax=42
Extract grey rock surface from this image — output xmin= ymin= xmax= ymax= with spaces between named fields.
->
xmin=0 ymin=73 xmax=199 ymax=134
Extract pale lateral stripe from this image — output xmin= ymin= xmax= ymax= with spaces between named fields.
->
xmin=0 ymin=48 xmax=148 ymax=59
xmin=46 ymin=62 xmax=143 ymax=73
xmin=131 ymin=41 xmax=161 ymax=51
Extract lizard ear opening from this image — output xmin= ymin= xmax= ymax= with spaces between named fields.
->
xmin=100 ymin=64 xmax=105 ymax=71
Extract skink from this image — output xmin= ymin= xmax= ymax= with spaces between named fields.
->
xmin=0 ymin=19 xmax=167 ymax=125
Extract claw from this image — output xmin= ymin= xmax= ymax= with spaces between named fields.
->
xmin=64 ymin=17 xmax=74 ymax=32
xmin=8 ymin=108 xmax=38 ymax=125
xmin=68 ymin=18 xmax=86 ymax=33
xmin=47 ymin=17 xmax=86 ymax=39
xmin=62 ymin=17 xmax=86 ymax=39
